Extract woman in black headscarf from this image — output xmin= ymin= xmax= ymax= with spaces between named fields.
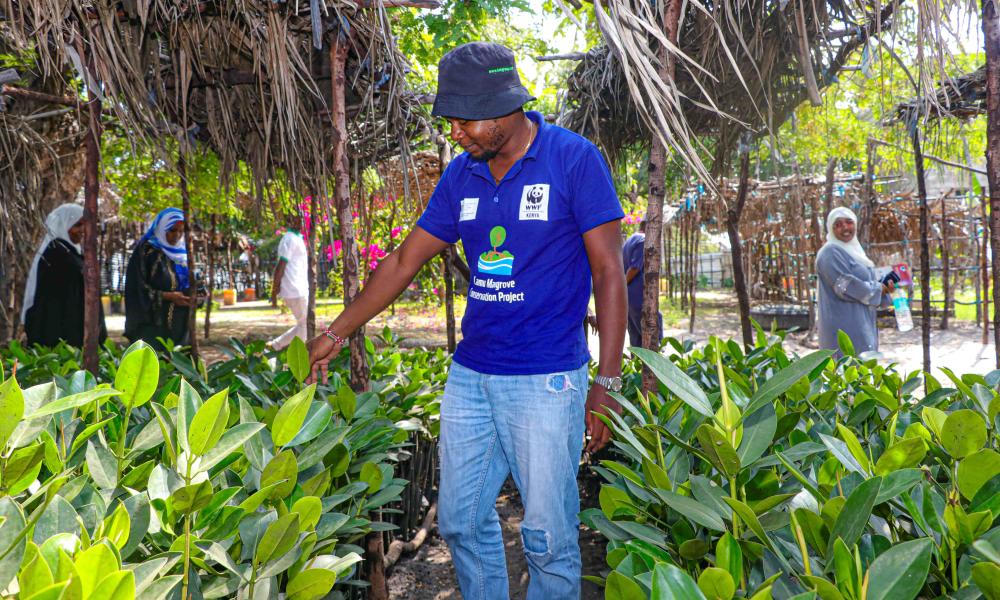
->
xmin=22 ymin=204 xmax=107 ymax=347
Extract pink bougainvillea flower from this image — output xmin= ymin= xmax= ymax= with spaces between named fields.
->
xmin=334 ymin=240 xmax=343 ymax=256
xmin=391 ymin=227 xmax=403 ymax=239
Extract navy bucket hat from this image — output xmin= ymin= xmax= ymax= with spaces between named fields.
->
xmin=432 ymin=42 xmax=536 ymax=121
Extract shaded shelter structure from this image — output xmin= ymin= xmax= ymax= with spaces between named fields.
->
xmin=1 ymin=0 xmax=434 ymax=376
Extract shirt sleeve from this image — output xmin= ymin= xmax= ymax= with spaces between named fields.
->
xmin=624 ymin=236 xmax=644 ymax=270
xmin=416 ymin=166 xmax=460 ymax=244
xmin=277 ymin=234 xmax=291 ymax=262
xmin=569 ymin=144 xmax=625 ymax=234
xmin=817 ymin=249 xmax=883 ymax=306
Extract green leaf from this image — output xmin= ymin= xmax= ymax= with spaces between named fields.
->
xmin=865 ymin=538 xmax=933 ymax=600
xmin=290 ymin=496 xmax=324 ymax=530
xmin=742 ymin=350 xmax=833 ymax=420
xmin=171 ymin=480 xmax=214 ymax=515
xmin=606 ymin=570 xmax=646 ymax=600
xmin=102 ymin=503 xmax=131 ymax=550
xmin=188 ymin=388 xmax=230 ymax=456
xmin=72 ymin=542 xmax=119 ymax=598
xmin=873 ymin=437 xmax=926 ymax=476
xmin=286 ymin=337 xmax=310 ymax=383
xmin=271 ymin=384 xmax=316 ymax=448
xmin=25 ymin=388 xmax=120 ymax=419
xmin=86 ymin=441 xmax=118 ymax=490
xmin=972 ymin=562 xmax=1000 ymax=600
xmin=737 ymin=402 xmax=776 ymax=466
xmin=826 ymin=476 xmax=881 ymax=557
xmin=655 ymin=488 xmax=726 ymax=531
xmin=360 ymin=462 xmax=384 ymax=493
xmin=874 ymin=469 xmax=923 ymax=505
xmin=722 ymin=497 xmax=772 ymax=548
xmin=959 ymin=449 xmax=1000 ymax=500
xmin=196 ymin=422 xmax=265 ymax=474
xmin=261 ymin=450 xmax=299 ymax=500
xmin=287 ymin=568 xmax=337 ymax=600
xmin=90 ymin=570 xmax=135 ymax=600
xmin=698 ymin=567 xmax=735 ymax=600
xmin=921 ymin=407 xmax=947 ymax=439
xmin=0 ymin=377 xmax=24 ymax=449
xmin=834 ymin=423 xmax=871 ymax=472
xmin=336 ymin=385 xmax=356 ymax=422
xmin=941 ymin=409 xmax=987 ymax=458
xmin=837 ymin=330 xmax=855 ymax=357
xmin=631 ymin=347 xmax=714 ymax=418
xmin=715 ymin=533 xmax=743 ymax=588
xmin=819 ymin=433 xmax=868 ymax=476
xmin=114 ymin=341 xmax=159 ymax=408
xmin=176 ymin=380 xmax=203 ymax=455
xmin=18 ymin=546 xmax=54 ymax=598
xmin=255 ymin=513 xmax=300 ymax=566
xmin=651 ymin=563 xmax=708 ymax=599
xmin=696 ymin=424 xmax=740 ymax=477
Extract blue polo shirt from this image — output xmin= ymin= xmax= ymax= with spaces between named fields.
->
xmin=417 ymin=111 xmax=624 ymax=375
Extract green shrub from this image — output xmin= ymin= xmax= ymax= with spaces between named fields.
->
xmin=590 ymin=326 xmax=1000 ymax=600
xmin=0 ymin=331 xmax=446 ymax=599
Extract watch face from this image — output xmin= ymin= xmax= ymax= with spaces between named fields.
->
xmin=610 ymin=378 xmax=623 ymax=392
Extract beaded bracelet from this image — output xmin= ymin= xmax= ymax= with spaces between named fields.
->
xmin=323 ymin=327 xmax=347 ymax=346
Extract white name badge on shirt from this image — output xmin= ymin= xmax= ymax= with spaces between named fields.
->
xmin=519 ymin=184 xmax=550 ymax=221
xmin=460 ymin=198 xmax=479 ymax=221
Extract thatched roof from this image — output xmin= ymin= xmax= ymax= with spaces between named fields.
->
xmin=1 ymin=0 xmax=434 ymax=192
xmin=555 ymin=0 xmax=900 ymax=171
xmin=892 ymin=65 xmax=987 ymax=124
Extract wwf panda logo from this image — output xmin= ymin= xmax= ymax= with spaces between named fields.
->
xmin=526 ymin=185 xmax=545 ymax=205
xmin=519 ymin=183 xmax=550 ymax=220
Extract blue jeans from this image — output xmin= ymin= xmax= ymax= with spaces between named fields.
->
xmin=438 ymin=362 xmax=589 ymax=600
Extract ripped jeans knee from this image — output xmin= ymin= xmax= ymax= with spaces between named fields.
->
xmin=521 ymin=525 xmax=553 ymax=562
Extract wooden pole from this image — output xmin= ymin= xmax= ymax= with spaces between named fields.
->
xmin=823 ymin=156 xmax=836 ymax=218
xmin=438 ymin=132 xmax=457 ymax=353
xmin=641 ymin=0 xmax=681 ymax=388
xmin=689 ymin=208 xmax=699 ymax=333
xmin=178 ymin=155 xmax=200 ymax=359
xmin=984 ymin=196 xmax=992 ymax=345
xmin=81 ymin=82 xmax=101 ymax=375
xmin=307 ymin=194 xmax=319 ymax=340
xmin=728 ymin=145 xmax=753 ymax=347
xmin=204 ymin=214 xmax=216 ymax=339
xmin=911 ymin=127 xmax=931 ymax=375
xmin=984 ymin=0 xmax=1000 ymax=366
xmin=940 ymin=200 xmax=951 ymax=329
xmin=330 ymin=32 xmax=369 ymax=393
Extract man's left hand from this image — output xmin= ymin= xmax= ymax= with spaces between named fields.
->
xmin=585 ymin=383 xmax=621 ymax=453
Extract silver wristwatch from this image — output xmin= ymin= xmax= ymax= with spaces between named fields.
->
xmin=593 ymin=374 xmax=623 ymax=392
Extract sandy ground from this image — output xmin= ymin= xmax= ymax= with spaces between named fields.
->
xmin=103 ymin=292 xmax=995 ymax=598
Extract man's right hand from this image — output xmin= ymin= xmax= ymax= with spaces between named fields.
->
xmin=306 ymin=335 xmax=342 ymax=384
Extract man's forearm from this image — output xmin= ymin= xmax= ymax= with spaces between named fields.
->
xmin=593 ymin=268 xmax=627 ymax=377
xmin=272 ymin=263 xmax=285 ymax=298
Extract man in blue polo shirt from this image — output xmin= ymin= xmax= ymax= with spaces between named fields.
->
xmin=306 ymin=42 xmax=626 ymax=599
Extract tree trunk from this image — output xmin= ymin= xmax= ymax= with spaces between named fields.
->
xmin=985 ymin=0 xmax=1000 ymax=366
xmin=689 ymin=208 xmax=699 ymax=334
xmin=307 ymin=194 xmax=318 ymax=340
xmin=940 ymin=200 xmax=950 ymax=329
xmin=728 ymin=146 xmax=753 ymax=347
xmin=912 ymin=128 xmax=931 ymax=375
xmin=178 ymin=155 xmax=200 ymax=360
xmin=862 ymin=139 xmax=876 ymax=246
xmin=984 ymin=193 xmax=991 ymax=345
xmin=438 ymin=132 xmax=457 ymax=353
xmin=331 ymin=33 xmax=369 ymax=393
xmin=82 ymin=92 xmax=101 ymax=375
xmin=204 ymin=214 xmax=216 ymax=339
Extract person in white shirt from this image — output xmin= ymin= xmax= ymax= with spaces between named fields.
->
xmin=268 ymin=214 xmax=309 ymax=350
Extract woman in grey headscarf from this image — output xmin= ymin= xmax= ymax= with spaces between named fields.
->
xmin=22 ymin=204 xmax=107 ymax=347
xmin=815 ymin=207 xmax=894 ymax=355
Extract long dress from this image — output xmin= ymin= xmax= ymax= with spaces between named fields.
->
xmin=24 ymin=239 xmax=107 ymax=347
xmin=124 ymin=240 xmax=189 ymax=350
xmin=815 ymin=244 xmax=886 ymax=355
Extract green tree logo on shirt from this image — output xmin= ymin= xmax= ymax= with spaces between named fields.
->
xmin=478 ymin=225 xmax=514 ymax=276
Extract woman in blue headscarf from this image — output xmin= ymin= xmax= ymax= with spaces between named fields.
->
xmin=124 ymin=208 xmax=193 ymax=349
